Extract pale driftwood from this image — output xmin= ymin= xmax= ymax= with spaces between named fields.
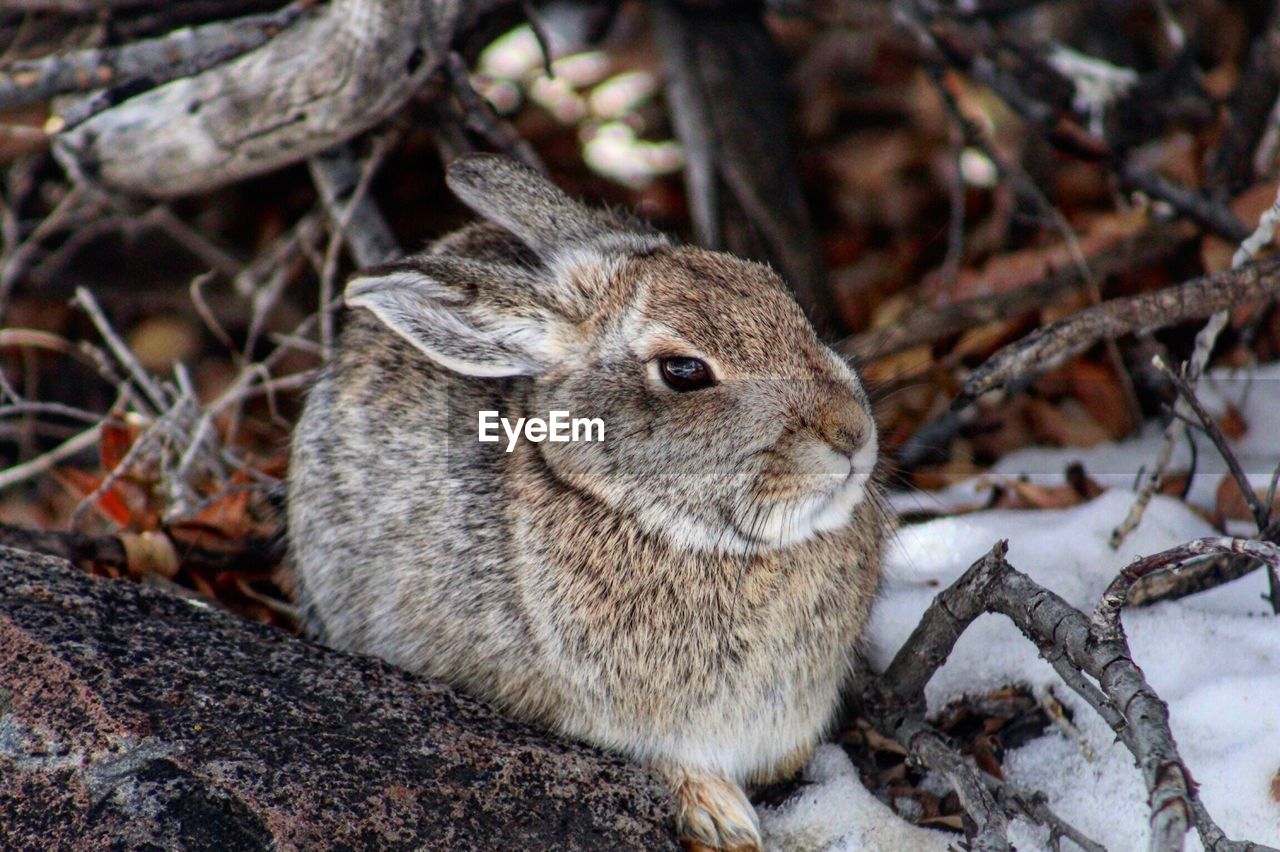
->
xmin=53 ymin=0 xmax=513 ymax=198
xmin=0 ymin=2 xmax=315 ymax=113
xmin=869 ymin=539 xmax=1280 ymax=852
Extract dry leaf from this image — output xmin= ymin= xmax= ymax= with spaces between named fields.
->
xmin=1066 ymin=360 xmax=1133 ymax=439
xmin=99 ymin=421 xmax=137 ymax=473
xmin=1218 ymin=403 xmax=1249 ymax=441
xmin=935 ymin=209 xmax=1147 ymax=301
xmin=987 ymin=478 xmax=1090 ymax=511
xmin=1214 ymin=475 xmax=1280 ymax=526
xmin=1026 ymin=398 xmax=1113 ymax=448
xmin=52 ymin=468 xmax=133 ymax=527
xmin=1202 ymin=180 xmax=1280 ymax=273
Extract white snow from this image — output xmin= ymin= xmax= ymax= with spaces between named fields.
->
xmin=760 ymin=365 xmax=1280 ymax=851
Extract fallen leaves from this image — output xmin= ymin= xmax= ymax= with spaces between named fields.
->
xmin=1214 ymin=474 xmax=1280 ymax=528
xmin=831 ymin=686 xmax=1054 ymax=833
xmin=37 ymin=399 xmax=293 ymax=627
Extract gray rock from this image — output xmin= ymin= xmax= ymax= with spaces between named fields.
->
xmin=0 ymin=546 xmax=677 ymax=850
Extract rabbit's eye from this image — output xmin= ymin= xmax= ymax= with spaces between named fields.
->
xmin=659 ymin=356 xmax=716 ymax=392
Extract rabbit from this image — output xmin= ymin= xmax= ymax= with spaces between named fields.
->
xmin=287 ymin=154 xmax=887 ymax=851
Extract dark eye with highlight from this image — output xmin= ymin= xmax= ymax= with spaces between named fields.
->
xmin=658 ymin=356 xmax=716 ymax=392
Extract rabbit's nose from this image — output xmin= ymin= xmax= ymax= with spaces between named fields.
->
xmin=818 ymin=408 xmax=869 ymax=458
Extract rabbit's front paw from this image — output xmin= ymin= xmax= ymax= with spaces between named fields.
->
xmin=660 ymin=764 xmax=763 ymax=852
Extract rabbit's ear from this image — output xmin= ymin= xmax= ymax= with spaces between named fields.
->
xmin=346 ymin=257 xmax=560 ymax=378
xmin=445 ymin=154 xmax=663 ymax=258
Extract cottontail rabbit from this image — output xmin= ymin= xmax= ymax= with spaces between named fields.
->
xmin=288 ymin=155 xmax=886 ymax=850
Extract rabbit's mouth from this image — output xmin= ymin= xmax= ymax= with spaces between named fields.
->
xmin=732 ymin=439 xmax=877 ymax=550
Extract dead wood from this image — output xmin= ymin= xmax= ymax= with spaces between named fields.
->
xmin=955 ymin=254 xmax=1280 ymax=408
xmin=51 ymin=0 xmax=515 ymax=198
xmin=0 ymin=1 xmax=316 ymax=115
xmin=1129 ymin=517 xmax=1280 ymax=607
xmin=865 ymin=539 xmax=1280 ymax=852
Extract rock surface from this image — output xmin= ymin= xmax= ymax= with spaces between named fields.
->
xmin=0 ymin=546 xmax=677 ymax=850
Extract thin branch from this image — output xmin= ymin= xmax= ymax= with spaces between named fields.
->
xmin=306 ymin=142 xmax=401 ymax=269
xmin=0 ymin=422 xmax=101 ymax=492
xmin=72 ymin=286 xmax=169 ymax=414
xmin=1093 ymin=538 xmax=1280 ymax=640
xmin=954 ymin=255 xmax=1280 ymax=408
xmin=988 ymin=780 xmax=1107 ymax=852
xmin=1114 ymin=183 xmax=1280 ymax=546
xmin=1154 ymin=356 xmax=1269 ymax=530
xmin=443 ymin=52 xmax=547 ymax=174
xmin=310 ymin=132 xmax=399 ymax=358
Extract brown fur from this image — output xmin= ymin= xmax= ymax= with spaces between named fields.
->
xmin=288 ymin=156 xmax=887 ymax=850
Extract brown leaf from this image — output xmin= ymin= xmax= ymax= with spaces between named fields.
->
xmin=1066 ymin=462 xmax=1108 ymax=500
xmin=52 ymin=468 xmax=132 ymax=527
xmin=99 ymin=422 xmax=136 ymax=473
xmin=1202 ymin=181 xmax=1280 ymax=273
xmin=1065 ymin=360 xmax=1133 ymax=439
xmin=987 ymin=478 xmax=1088 ymax=511
xmin=1218 ymin=403 xmax=1248 ymax=441
xmin=1214 ymin=475 xmax=1280 ymax=526
xmin=935 ymin=209 xmax=1146 ymax=301
xmin=972 ymin=734 xmax=1004 ymax=780
xmin=1026 ymin=398 xmax=1113 ymax=448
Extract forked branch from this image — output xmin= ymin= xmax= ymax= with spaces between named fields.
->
xmin=866 ymin=539 xmax=1280 ymax=852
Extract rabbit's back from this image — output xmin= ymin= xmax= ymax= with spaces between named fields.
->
xmin=289 ymin=308 xmax=551 ymax=699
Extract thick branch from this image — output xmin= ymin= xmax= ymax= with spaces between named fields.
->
xmin=900 ymin=715 xmax=1011 ymax=851
xmin=53 ymin=0 xmax=513 ymax=198
xmin=955 ymin=254 xmax=1280 ymax=407
xmin=0 ymin=1 xmax=316 ymax=113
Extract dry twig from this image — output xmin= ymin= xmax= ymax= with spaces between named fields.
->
xmin=866 ymin=540 xmax=1280 ymax=852
xmin=954 ymin=255 xmax=1280 ymax=408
